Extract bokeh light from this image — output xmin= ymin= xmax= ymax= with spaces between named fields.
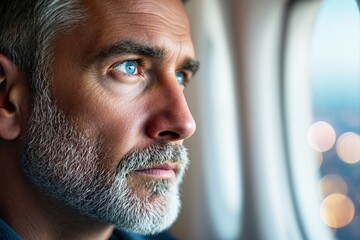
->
xmin=336 ymin=132 xmax=360 ymax=164
xmin=319 ymin=174 xmax=348 ymax=197
xmin=307 ymin=121 xmax=336 ymax=152
xmin=320 ymin=193 xmax=355 ymax=228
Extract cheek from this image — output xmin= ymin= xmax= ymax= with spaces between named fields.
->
xmin=70 ymin=92 xmax=149 ymax=164
xmin=51 ymin=56 xmax=151 ymax=164
xmin=52 ymin=81 xmax=147 ymax=162
xmin=100 ymin=107 xmax=143 ymax=155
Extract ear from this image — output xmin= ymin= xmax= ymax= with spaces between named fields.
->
xmin=0 ymin=54 xmax=30 ymax=140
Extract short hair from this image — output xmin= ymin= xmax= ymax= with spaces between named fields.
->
xmin=0 ymin=0 xmax=84 ymax=96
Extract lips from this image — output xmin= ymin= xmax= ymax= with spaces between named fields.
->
xmin=135 ymin=162 xmax=178 ymax=179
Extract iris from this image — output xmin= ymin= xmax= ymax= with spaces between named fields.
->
xmin=115 ymin=60 xmax=137 ymax=75
xmin=176 ymin=72 xmax=185 ymax=85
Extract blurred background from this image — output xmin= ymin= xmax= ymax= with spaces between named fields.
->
xmin=170 ymin=0 xmax=359 ymax=239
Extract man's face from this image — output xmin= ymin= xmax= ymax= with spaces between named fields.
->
xmin=21 ymin=0 xmax=197 ymax=235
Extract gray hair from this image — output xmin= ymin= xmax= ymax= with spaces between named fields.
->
xmin=0 ymin=0 xmax=85 ymax=95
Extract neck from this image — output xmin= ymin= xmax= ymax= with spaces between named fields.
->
xmin=0 ymin=140 xmax=114 ymax=240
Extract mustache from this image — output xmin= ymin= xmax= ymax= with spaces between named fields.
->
xmin=117 ymin=143 xmax=189 ymax=174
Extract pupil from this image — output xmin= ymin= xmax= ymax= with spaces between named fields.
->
xmin=126 ymin=62 xmax=136 ymax=74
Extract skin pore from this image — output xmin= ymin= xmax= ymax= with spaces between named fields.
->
xmin=0 ymin=0 xmax=198 ymax=240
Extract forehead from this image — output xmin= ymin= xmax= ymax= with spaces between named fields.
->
xmin=82 ymin=0 xmax=189 ymax=27
xmin=74 ymin=0 xmax=194 ymax=55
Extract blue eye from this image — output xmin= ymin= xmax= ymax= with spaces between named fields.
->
xmin=176 ymin=72 xmax=185 ymax=85
xmin=114 ymin=60 xmax=138 ymax=75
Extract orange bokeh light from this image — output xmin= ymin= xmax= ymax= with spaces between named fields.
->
xmin=336 ymin=132 xmax=360 ymax=164
xmin=319 ymin=174 xmax=348 ymax=197
xmin=320 ymin=193 xmax=355 ymax=228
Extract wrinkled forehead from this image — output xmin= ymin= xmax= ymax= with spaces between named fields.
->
xmin=61 ymin=0 xmax=195 ymax=63
xmin=80 ymin=0 xmax=191 ymax=34
xmin=50 ymin=0 xmax=195 ymax=87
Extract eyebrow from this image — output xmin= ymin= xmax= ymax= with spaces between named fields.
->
xmin=91 ymin=40 xmax=200 ymax=76
xmin=94 ymin=40 xmax=165 ymax=61
xmin=180 ymin=58 xmax=200 ymax=76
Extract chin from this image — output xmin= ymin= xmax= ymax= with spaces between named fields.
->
xmin=110 ymin=180 xmax=182 ymax=235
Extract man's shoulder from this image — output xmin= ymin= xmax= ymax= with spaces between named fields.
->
xmin=0 ymin=218 xmax=22 ymax=240
xmin=111 ymin=228 xmax=176 ymax=240
xmin=0 ymin=217 xmax=177 ymax=240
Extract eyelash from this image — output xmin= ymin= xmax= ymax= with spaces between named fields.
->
xmin=112 ymin=59 xmax=145 ymax=76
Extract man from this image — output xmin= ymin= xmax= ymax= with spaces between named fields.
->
xmin=0 ymin=0 xmax=199 ymax=239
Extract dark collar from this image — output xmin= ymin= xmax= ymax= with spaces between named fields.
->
xmin=0 ymin=218 xmax=22 ymax=240
xmin=0 ymin=217 xmax=174 ymax=240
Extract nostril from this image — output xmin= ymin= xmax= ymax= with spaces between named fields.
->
xmin=158 ymin=131 xmax=180 ymax=139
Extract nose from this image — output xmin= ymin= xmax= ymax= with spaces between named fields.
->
xmin=145 ymin=78 xmax=196 ymax=143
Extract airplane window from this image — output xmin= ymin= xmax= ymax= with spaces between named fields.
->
xmin=173 ymin=0 xmax=358 ymax=239
xmin=308 ymin=0 xmax=360 ymax=239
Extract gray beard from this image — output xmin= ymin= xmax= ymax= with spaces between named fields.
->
xmin=21 ymin=91 xmax=189 ymax=235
